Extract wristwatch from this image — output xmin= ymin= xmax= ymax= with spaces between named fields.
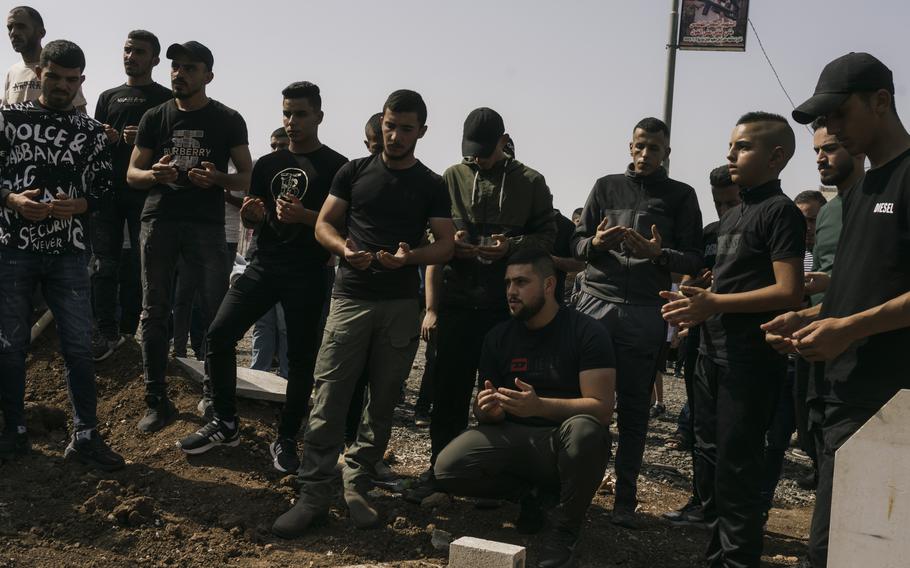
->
xmin=652 ymin=249 xmax=670 ymax=267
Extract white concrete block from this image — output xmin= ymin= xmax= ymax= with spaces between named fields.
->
xmin=175 ymin=357 xmax=287 ymax=402
xmin=829 ymin=389 xmax=910 ymax=568
xmin=449 ymin=536 xmax=526 ymax=568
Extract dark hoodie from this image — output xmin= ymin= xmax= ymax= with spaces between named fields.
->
xmin=440 ymin=158 xmax=556 ymax=310
xmin=571 ymin=165 xmax=703 ymax=306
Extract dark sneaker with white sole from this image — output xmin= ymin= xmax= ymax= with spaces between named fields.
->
xmin=138 ymin=397 xmax=178 ymax=433
xmin=269 ymin=436 xmax=300 ymax=473
xmin=64 ymin=430 xmax=125 ymax=471
xmin=176 ymin=418 xmax=240 ymax=455
xmin=662 ymin=496 xmax=713 ymax=528
xmin=92 ymin=332 xmax=126 ymax=363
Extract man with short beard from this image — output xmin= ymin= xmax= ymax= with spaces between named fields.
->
xmin=3 ymin=6 xmax=86 ymax=112
xmin=434 ymin=248 xmax=615 ymax=568
xmin=0 ymin=40 xmax=123 ymax=470
xmin=272 ymin=90 xmax=454 ymax=537
xmin=127 ymin=41 xmax=252 ymax=433
xmin=90 ymin=30 xmax=172 ymax=361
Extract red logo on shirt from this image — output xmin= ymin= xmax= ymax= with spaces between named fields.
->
xmin=510 ymin=358 xmax=528 ymax=372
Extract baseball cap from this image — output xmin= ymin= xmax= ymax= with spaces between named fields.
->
xmin=792 ymin=52 xmax=893 ymax=124
xmin=462 ymin=107 xmax=505 ymax=159
xmin=165 ymin=41 xmax=214 ymax=70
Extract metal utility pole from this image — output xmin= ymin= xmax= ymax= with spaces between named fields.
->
xmin=662 ymin=0 xmax=681 ymax=172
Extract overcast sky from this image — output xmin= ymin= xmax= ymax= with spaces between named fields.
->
xmin=6 ymin=0 xmax=905 ymax=221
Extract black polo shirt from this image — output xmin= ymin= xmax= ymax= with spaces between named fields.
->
xmin=700 ymin=180 xmax=806 ymax=365
xmin=818 ymin=148 xmax=910 ymax=410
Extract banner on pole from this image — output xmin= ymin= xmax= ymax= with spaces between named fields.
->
xmin=677 ymin=0 xmax=749 ymax=51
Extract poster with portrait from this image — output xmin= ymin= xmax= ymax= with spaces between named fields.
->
xmin=678 ymin=0 xmax=749 ymax=51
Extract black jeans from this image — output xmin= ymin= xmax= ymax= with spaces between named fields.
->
xmin=694 ymin=355 xmax=784 ymax=568
xmin=576 ymin=294 xmax=666 ymax=512
xmin=429 ymin=307 xmax=509 ymax=463
xmin=207 ymin=261 xmax=326 ymax=438
xmin=140 ymin=219 xmax=228 ymax=401
xmin=90 ymin=189 xmax=145 ymax=337
xmin=794 ymin=358 xmax=818 ymax=463
xmin=173 ymin=242 xmax=237 ymax=359
xmin=415 ymin=332 xmax=437 ymax=414
xmin=807 ymin=401 xmax=876 ymax=568
xmin=760 ymin=358 xmax=797 ymax=510
xmin=435 ymin=414 xmax=612 ymax=533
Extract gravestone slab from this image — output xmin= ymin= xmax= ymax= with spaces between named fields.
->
xmin=829 ymin=389 xmax=910 ymax=568
xmin=449 ymin=536 xmax=526 ymax=568
xmin=175 ymin=357 xmax=286 ymax=402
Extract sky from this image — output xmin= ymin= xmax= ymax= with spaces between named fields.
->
xmin=5 ymin=0 xmax=907 ymax=221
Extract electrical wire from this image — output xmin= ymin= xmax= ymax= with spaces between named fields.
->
xmin=748 ymin=18 xmax=812 ymax=132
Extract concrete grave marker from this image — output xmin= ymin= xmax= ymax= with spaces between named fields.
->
xmin=449 ymin=536 xmax=526 ymax=568
xmin=175 ymin=357 xmax=286 ymax=402
xmin=829 ymin=389 xmax=910 ymax=568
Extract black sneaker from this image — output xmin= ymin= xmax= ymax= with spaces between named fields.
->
xmin=414 ymin=410 xmax=430 ymax=428
xmin=796 ymin=470 xmax=819 ymax=491
xmin=64 ymin=430 xmax=125 ymax=471
xmin=649 ymin=403 xmax=666 ymax=419
xmin=0 ymin=430 xmax=30 ymax=457
xmin=177 ymin=418 xmax=240 ymax=455
xmin=611 ymin=507 xmax=642 ymax=530
xmin=138 ymin=397 xmax=178 ymax=433
xmin=270 ymin=437 xmax=300 ymax=473
xmin=92 ymin=331 xmax=125 ymax=363
xmin=403 ymin=468 xmax=437 ymax=504
xmin=536 ymin=526 xmax=579 ymax=568
xmin=662 ymin=497 xmax=710 ymax=528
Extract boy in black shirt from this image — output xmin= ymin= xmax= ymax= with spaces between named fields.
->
xmin=91 ymin=30 xmax=172 ymax=361
xmin=127 ymin=41 xmax=252 ymax=433
xmin=0 ymin=40 xmax=124 ymax=470
xmin=176 ymin=82 xmax=347 ymax=472
xmin=661 ymin=112 xmax=805 ymax=567
xmin=765 ymin=52 xmax=910 ymax=568
xmin=272 ymin=90 xmax=454 ymax=537
xmin=434 ymin=248 xmax=615 ymax=568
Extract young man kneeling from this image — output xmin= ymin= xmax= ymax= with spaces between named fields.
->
xmin=434 ymin=248 xmax=616 ymax=568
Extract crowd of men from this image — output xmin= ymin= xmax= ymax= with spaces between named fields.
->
xmin=1 ymin=6 xmax=908 ymax=568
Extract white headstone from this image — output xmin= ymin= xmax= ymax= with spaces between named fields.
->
xmin=829 ymin=389 xmax=910 ymax=568
xmin=175 ymin=357 xmax=286 ymax=402
xmin=449 ymin=536 xmax=526 ymax=568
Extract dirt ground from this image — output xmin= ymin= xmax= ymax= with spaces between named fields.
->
xmin=0 ymin=328 xmax=813 ymax=567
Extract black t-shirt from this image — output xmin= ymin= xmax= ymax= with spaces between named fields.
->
xmin=479 ymin=307 xmax=615 ymax=427
xmin=818 ymin=148 xmax=910 ymax=409
xmin=700 ymin=180 xmax=805 ymax=364
xmin=329 ymin=154 xmax=451 ymax=300
xmin=248 ymin=146 xmax=347 ymax=268
xmin=94 ymin=82 xmax=172 ymax=188
xmin=136 ymin=99 xmax=248 ymax=225
xmin=553 ymin=210 xmax=575 ymax=303
xmin=702 ymin=221 xmax=720 ymax=268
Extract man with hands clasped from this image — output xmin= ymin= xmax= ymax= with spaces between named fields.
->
xmin=765 ymin=52 xmax=910 ymax=568
xmin=127 ymin=41 xmax=252 ymax=433
xmin=434 ymin=248 xmax=615 ymax=568
xmin=176 ymin=82 xmax=347 ymax=475
xmin=571 ymin=117 xmax=702 ymax=529
xmin=661 ymin=112 xmax=805 ymax=567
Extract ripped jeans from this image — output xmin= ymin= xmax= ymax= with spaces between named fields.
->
xmin=0 ymin=248 xmax=97 ymax=432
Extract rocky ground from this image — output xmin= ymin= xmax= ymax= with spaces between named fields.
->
xmin=0 ymin=327 xmax=814 ymax=567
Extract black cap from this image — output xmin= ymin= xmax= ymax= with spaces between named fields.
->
xmin=165 ymin=41 xmax=214 ymax=70
xmin=792 ymin=52 xmax=894 ymax=124
xmin=462 ymin=107 xmax=505 ymax=159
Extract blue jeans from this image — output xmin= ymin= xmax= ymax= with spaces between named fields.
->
xmin=0 ymin=248 xmax=97 ymax=432
xmin=250 ymin=303 xmax=289 ymax=378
